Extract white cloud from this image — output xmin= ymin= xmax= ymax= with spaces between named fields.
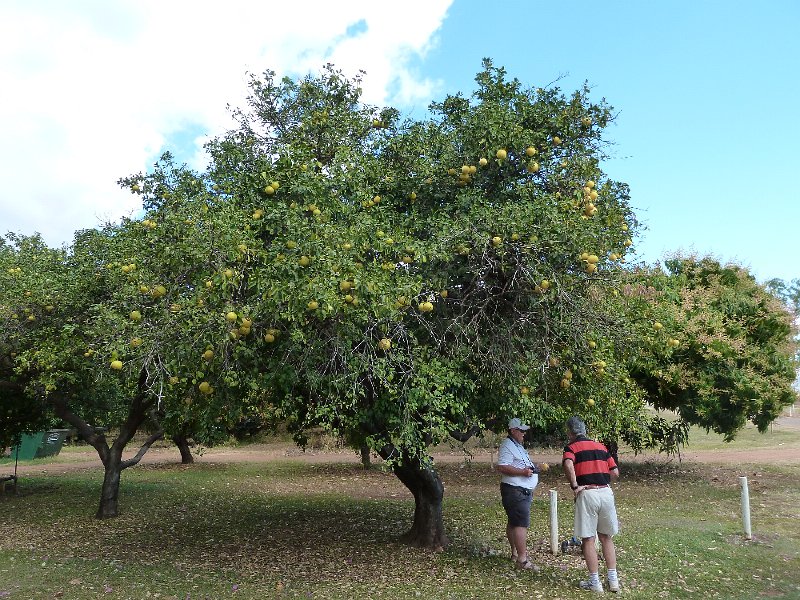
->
xmin=0 ymin=0 xmax=452 ymax=247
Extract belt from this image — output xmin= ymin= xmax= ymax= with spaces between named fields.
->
xmin=581 ymin=484 xmax=609 ymax=490
xmin=501 ymin=482 xmax=533 ymax=494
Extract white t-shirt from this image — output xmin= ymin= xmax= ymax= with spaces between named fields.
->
xmin=498 ymin=436 xmax=539 ymax=490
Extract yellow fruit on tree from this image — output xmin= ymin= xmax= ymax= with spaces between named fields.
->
xmin=299 ymin=255 xmax=311 ymax=267
xmin=202 ymin=350 xmax=214 ymax=361
xmin=587 ymin=398 xmax=596 ymax=407
xmin=419 ymin=301 xmax=434 ymax=313
xmin=491 ymin=236 xmax=502 ymax=246
xmin=110 ymin=360 xmax=123 ymax=370
xmin=307 ymin=300 xmax=319 ymax=310
xmin=378 ymin=338 xmax=392 ymax=351
xmin=496 ymin=148 xmax=507 ymax=160
xmin=264 ymin=333 xmax=275 ymax=343
xmin=226 ymin=311 xmax=238 ymax=323
xmin=525 ymin=146 xmax=537 ymax=157
xmin=198 ymin=381 xmax=212 ymax=395
xmin=479 ymin=157 xmax=488 ymax=166
xmin=130 ymin=310 xmax=142 ymax=321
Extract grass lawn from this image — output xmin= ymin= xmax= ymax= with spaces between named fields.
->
xmin=1 ymin=443 xmax=799 ymax=599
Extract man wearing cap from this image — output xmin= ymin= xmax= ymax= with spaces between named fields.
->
xmin=562 ymin=415 xmax=621 ymax=593
xmin=496 ymin=418 xmax=540 ymax=570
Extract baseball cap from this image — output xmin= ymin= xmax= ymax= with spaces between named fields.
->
xmin=508 ymin=418 xmax=530 ymax=431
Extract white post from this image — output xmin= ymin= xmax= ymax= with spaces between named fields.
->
xmin=739 ymin=476 xmax=752 ymax=540
xmin=549 ymin=489 xmax=559 ymax=554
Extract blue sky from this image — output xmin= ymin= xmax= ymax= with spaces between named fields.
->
xmin=1 ymin=0 xmax=798 ymax=283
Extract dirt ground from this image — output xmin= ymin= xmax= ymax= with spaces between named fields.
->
xmin=7 ymin=414 xmax=800 ymax=477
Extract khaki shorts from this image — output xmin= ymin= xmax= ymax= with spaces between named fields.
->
xmin=574 ymin=487 xmax=619 ymax=539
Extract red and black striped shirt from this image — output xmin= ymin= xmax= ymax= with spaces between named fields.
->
xmin=563 ymin=436 xmax=618 ymax=486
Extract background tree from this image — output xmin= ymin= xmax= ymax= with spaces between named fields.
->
xmin=626 ymin=257 xmax=798 ymax=440
xmin=0 ymin=174 xmax=269 ymax=518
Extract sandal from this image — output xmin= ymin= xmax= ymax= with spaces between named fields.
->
xmin=515 ymin=559 xmax=541 ymax=572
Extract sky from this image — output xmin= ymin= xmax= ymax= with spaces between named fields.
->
xmin=1 ymin=0 xmax=798 ymax=284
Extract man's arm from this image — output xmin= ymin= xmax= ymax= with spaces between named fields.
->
xmin=562 ymin=458 xmax=579 ymax=489
xmin=610 ymin=466 xmax=620 ymax=481
xmin=496 ymin=464 xmax=534 ymax=477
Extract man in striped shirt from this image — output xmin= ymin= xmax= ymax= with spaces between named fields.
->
xmin=562 ymin=416 xmax=621 ymax=593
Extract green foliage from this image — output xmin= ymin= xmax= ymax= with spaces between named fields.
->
xmin=6 ymin=61 xmax=794 ymax=483
xmin=626 ymin=257 xmax=799 ymax=440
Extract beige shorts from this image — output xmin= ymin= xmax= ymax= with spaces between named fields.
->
xmin=574 ymin=487 xmax=619 ymax=539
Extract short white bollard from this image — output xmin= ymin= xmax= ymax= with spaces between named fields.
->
xmin=739 ymin=476 xmax=752 ymax=540
xmin=549 ymin=489 xmax=559 ymax=554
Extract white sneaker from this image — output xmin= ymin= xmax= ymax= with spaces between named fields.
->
xmin=579 ymin=579 xmax=604 ymax=593
xmin=607 ymin=577 xmax=620 ymax=593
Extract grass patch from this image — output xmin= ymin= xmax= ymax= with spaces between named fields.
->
xmin=678 ymin=421 xmax=800 ymax=451
xmin=0 ymin=454 xmax=799 ymax=598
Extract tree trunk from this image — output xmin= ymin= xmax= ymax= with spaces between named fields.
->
xmin=97 ymin=446 xmax=124 ymax=519
xmin=359 ymin=443 xmax=371 ymax=468
xmin=173 ymin=434 xmax=194 ymax=464
xmin=51 ymin=368 xmax=163 ymax=519
xmin=378 ymin=447 xmax=447 ymax=549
